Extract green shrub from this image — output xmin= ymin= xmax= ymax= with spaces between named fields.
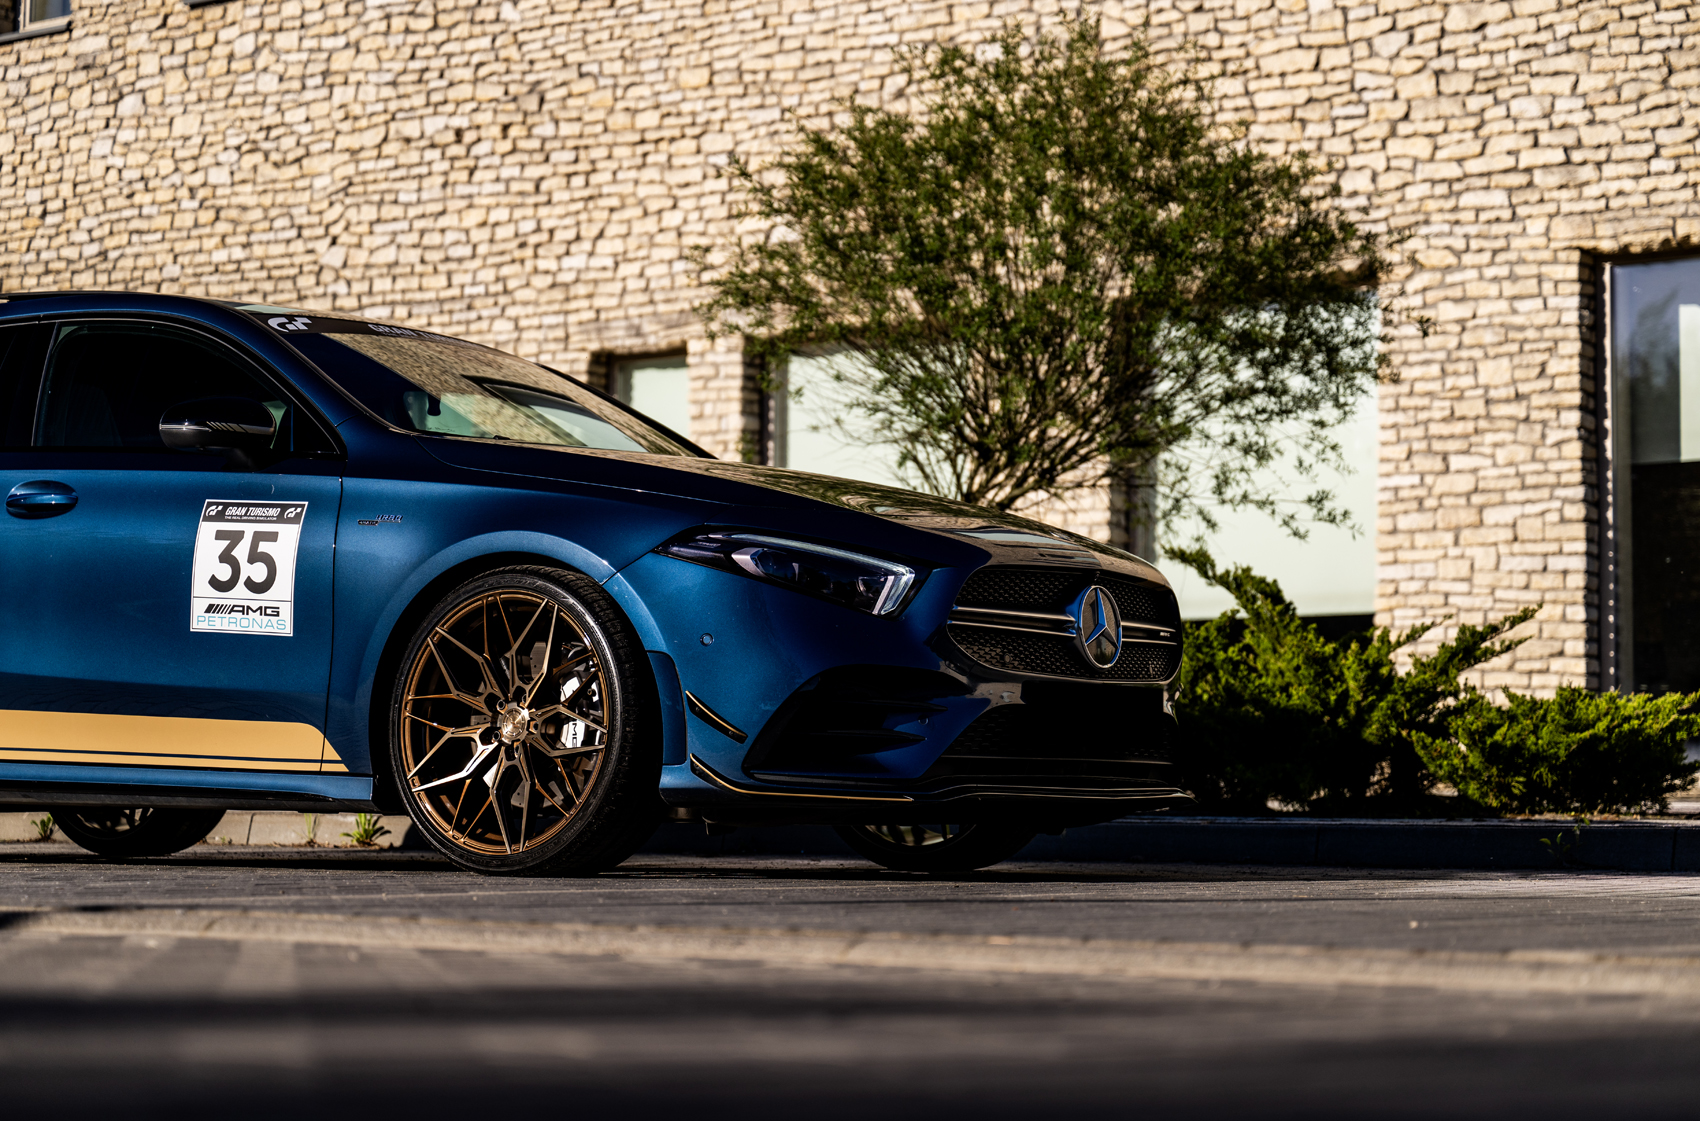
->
xmin=1170 ymin=547 xmax=1529 ymax=811
xmin=1169 ymin=548 xmax=1700 ymax=815
xmin=1418 ymin=688 xmax=1700 ymax=815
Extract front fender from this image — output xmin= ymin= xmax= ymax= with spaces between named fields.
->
xmin=323 ymin=473 xmax=713 ymax=772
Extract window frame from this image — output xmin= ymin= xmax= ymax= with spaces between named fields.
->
xmin=30 ymin=316 xmax=343 ymax=459
xmin=0 ymin=0 xmax=72 ymax=43
xmin=1599 ymin=251 xmax=1700 ymax=693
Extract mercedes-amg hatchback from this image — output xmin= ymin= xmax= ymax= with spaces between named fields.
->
xmin=0 ymin=292 xmax=1187 ymax=874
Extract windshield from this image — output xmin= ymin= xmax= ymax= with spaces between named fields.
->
xmin=272 ymin=319 xmax=696 ymax=456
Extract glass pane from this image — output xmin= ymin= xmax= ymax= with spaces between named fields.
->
xmin=1167 ymin=385 xmax=1379 ymax=620
xmin=1612 ymin=258 xmax=1700 ymax=691
xmin=487 ymin=384 xmax=647 ymax=452
xmin=27 ymin=0 xmax=70 ymax=22
xmin=0 ymin=325 xmax=47 ymax=448
xmin=288 ymin=332 xmax=691 ymax=455
xmin=780 ymin=350 xmax=905 ymax=487
xmin=611 ymin=355 xmax=691 ymax=439
xmin=38 ymin=323 xmax=286 ymax=450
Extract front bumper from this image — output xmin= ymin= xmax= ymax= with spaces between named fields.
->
xmin=612 ymin=551 xmax=1190 ymax=826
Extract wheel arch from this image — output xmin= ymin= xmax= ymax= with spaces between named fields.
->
xmin=361 ymin=551 xmax=659 ymax=814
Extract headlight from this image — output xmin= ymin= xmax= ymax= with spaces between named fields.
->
xmin=656 ymin=532 xmax=920 ymax=617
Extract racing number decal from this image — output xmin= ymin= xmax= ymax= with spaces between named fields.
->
xmin=190 ymin=501 xmax=307 ymax=635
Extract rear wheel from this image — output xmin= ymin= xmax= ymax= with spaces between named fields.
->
xmin=390 ymin=566 xmax=660 ymax=875
xmin=834 ymin=822 xmax=1036 ymax=873
xmin=54 ymin=807 xmax=225 ymax=858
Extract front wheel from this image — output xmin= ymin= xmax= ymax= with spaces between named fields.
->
xmin=54 ymin=807 xmax=226 ymax=858
xmin=390 ymin=566 xmax=661 ymax=876
xmin=834 ymin=823 xmax=1037 ymax=873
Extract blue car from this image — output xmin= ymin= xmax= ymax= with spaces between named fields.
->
xmin=0 ymin=292 xmax=1187 ymax=874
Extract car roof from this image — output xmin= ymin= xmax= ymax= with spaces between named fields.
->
xmin=0 ymin=291 xmax=372 ymax=329
xmin=0 ymin=290 xmax=240 ymax=306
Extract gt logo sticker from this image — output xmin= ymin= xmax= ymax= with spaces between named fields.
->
xmin=268 ymin=316 xmax=313 ymax=332
xmin=190 ymin=501 xmax=307 ymax=635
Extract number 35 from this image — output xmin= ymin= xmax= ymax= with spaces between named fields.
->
xmin=207 ymin=530 xmax=279 ymax=594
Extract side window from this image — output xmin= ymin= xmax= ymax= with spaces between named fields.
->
xmin=0 ymin=323 xmax=49 ymax=449
xmin=36 ymin=322 xmax=311 ymax=453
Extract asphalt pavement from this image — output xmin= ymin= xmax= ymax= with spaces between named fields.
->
xmin=7 ymin=843 xmax=1700 ymax=1118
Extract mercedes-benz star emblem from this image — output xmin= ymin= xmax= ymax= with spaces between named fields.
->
xmin=1074 ymin=585 xmax=1123 ymax=669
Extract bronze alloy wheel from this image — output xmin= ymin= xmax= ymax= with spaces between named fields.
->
xmin=834 ymin=821 xmax=1038 ymax=873
xmin=392 ymin=567 xmax=660 ymax=875
xmin=54 ymin=807 xmax=226 ymax=858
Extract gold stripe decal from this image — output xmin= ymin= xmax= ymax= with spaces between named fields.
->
xmin=321 ymin=739 xmax=351 ymax=774
xmin=0 ymin=709 xmax=329 ymax=774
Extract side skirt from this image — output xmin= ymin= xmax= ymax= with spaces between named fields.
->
xmin=0 ymin=762 xmax=376 ymax=813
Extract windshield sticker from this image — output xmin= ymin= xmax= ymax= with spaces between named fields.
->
xmin=240 ymin=308 xmax=473 ymax=346
xmin=190 ymin=501 xmax=307 ymax=636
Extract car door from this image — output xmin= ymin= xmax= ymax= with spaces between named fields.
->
xmin=0 ymin=318 xmax=346 ymax=779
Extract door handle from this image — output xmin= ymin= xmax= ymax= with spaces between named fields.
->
xmin=6 ymin=480 xmax=78 ymax=519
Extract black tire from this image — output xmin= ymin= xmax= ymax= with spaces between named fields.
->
xmin=389 ymin=566 xmax=661 ymax=875
xmin=53 ymin=807 xmax=225 ymax=858
xmin=834 ymin=822 xmax=1037 ymax=873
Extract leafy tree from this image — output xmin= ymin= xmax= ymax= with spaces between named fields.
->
xmin=695 ymin=18 xmax=1391 ymax=532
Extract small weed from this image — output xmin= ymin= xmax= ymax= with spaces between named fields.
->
xmin=1539 ymin=815 xmax=1591 ymax=866
xmin=29 ymin=814 xmax=53 ymax=842
xmin=301 ymin=812 xmax=318 ymax=846
xmin=341 ymin=813 xmax=392 ymax=847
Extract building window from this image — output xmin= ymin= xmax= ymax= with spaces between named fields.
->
xmin=1609 ymin=258 xmax=1700 ymax=692
xmin=0 ymin=0 xmax=71 ymax=37
xmin=1165 ymin=384 xmax=1379 ymax=627
xmin=610 ymin=354 xmax=691 ymax=442
xmin=773 ymin=350 xmax=905 ymax=487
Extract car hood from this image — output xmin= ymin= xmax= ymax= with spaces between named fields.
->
xmin=417 ymin=438 xmax=1168 ymax=585
xmin=654 ymin=457 xmax=1160 ymax=566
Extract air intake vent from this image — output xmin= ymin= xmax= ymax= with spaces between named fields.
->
xmin=912 ymin=682 xmax=1176 ymax=796
xmin=745 ymin=666 xmax=967 ymax=774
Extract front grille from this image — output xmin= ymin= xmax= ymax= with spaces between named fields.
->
xmin=956 ymin=565 xmax=1180 ymax=628
xmin=1104 ymin=582 xmax=1173 ymax=628
xmin=946 ymin=565 xmax=1182 ymax=682
xmin=948 ymin=626 xmax=1181 ymax=682
xmin=954 ymin=568 xmax=1080 ymax=611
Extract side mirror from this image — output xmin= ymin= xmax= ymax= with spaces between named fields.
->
xmin=159 ymin=397 xmax=277 ymax=468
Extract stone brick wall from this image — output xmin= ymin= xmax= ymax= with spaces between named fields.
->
xmin=2 ymin=0 xmax=1058 ymax=460
xmin=1125 ymin=0 xmax=1700 ymax=691
xmin=6 ymin=0 xmax=1699 ymax=687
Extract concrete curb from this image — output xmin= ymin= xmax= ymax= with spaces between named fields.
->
xmin=7 ymin=811 xmax=1700 ymax=872
xmin=1017 ymin=818 xmax=1700 ymax=871
xmin=12 ymin=906 xmax=1700 ymax=996
xmin=640 ymin=817 xmax=1700 ymax=872
xmin=0 ymin=810 xmax=417 ymax=848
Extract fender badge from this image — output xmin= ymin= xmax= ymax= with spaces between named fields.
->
xmin=357 ymin=515 xmax=404 ymax=526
